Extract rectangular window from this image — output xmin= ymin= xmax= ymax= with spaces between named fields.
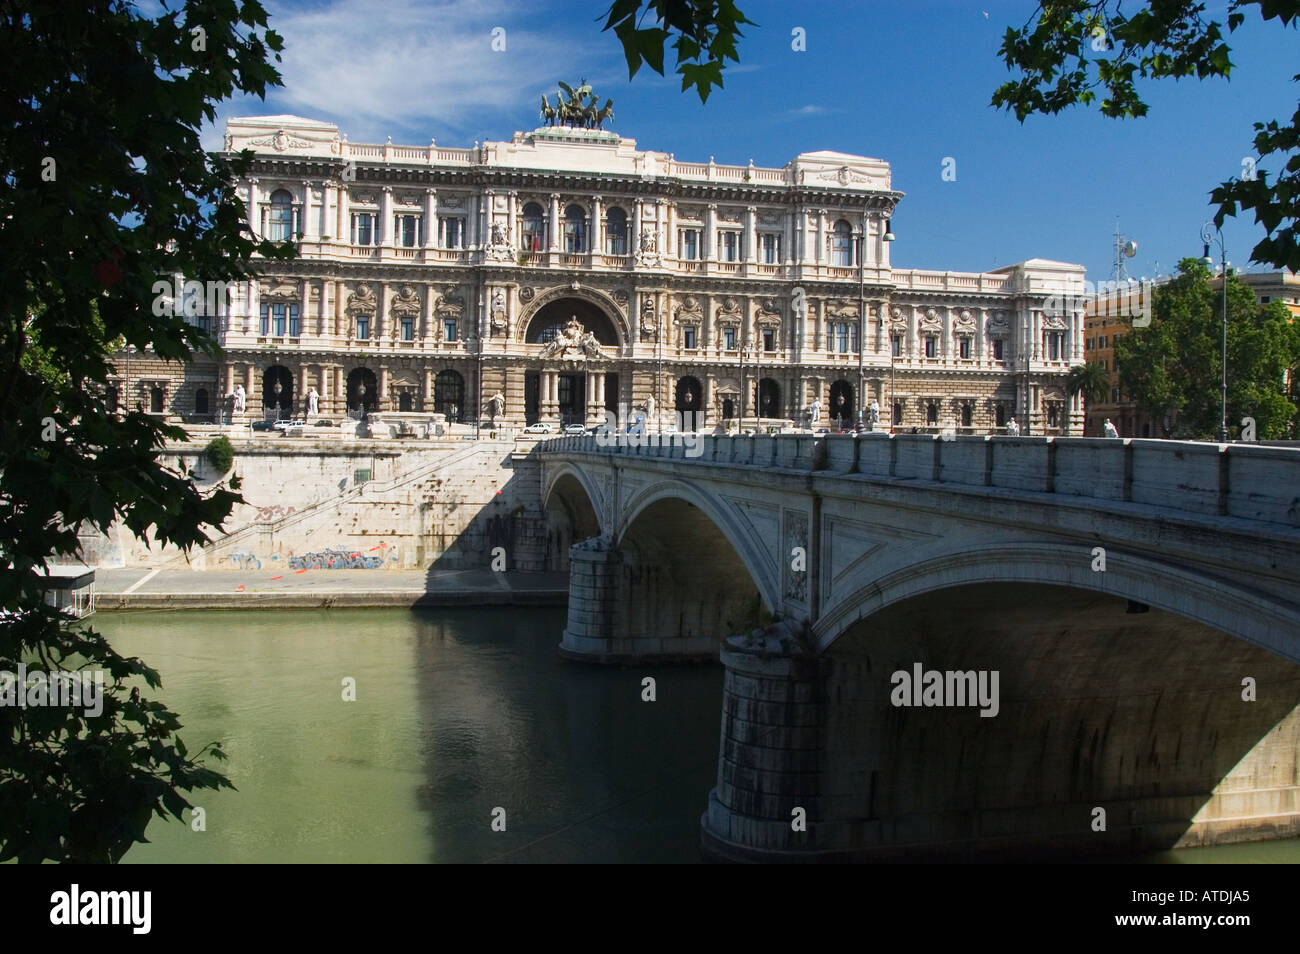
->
xmin=440 ymin=216 xmax=465 ymax=248
xmin=1098 ymin=334 xmax=1107 ymax=348
xmin=1047 ymin=332 xmax=1063 ymax=361
xmin=724 ymin=327 xmax=736 ymax=350
xmin=992 ymin=339 xmax=1005 ymax=361
xmin=356 ymin=316 xmax=370 ymax=340
xmin=837 ymin=323 xmax=849 ymax=353
xmin=961 ymin=404 xmax=972 ymax=427
xmin=396 ymin=214 xmax=421 ymax=248
xmin=351 ymin=212 xmax=376 ymax=246
xmin=679 ymin=229 xmax=699 ymax=260
xmin=719 ymin=231 xmax=739 ymax=262
xmin=259 ymin=303 xmax=269 ymax=336
xmin=271 ymin=303 xmax=286 ymax=336
xmin=924 ymin=335 xmax=937 ymax=358
xmin=401 ymin=317 xmax=414 ymax=341
xmin=763 ymin=328 xmax=775 ymax=352
xmin=683 ymin=326 xmax=697 ymax=350
xmin=444 ymin=319 xmax=457 ymax=342
xmin=892 ymin=401 xmax=903 ymax=425
xmin=959 ymin=337 xmax=971 ymax=359
xmin=891 ymin=334 xmax=902 ymax=357
xmin=288 ymin=304 xmax=300 ymax=337
xmin=760 ymin=233 xmax=780 ymax=264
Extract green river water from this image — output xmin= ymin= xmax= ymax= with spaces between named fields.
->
xmin=89 ymin=608 xmax=1299 ymax=864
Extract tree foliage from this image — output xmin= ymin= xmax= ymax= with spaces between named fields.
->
xmin=992 ymin=1 xmax=1300 ymax=272
xmin=0 ymin=0 xmax=292 ymax=862
xmin=1066 ymin=360 xmax=1111 ymax=406
xmin=1114 ymin=258 xmax=1300 ymax=439
xmin=602 ymin=0 xmax=753 ymax=102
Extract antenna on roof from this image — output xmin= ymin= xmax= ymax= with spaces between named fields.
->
xmin=1113 ymin=219 xmax=1137 ymax=283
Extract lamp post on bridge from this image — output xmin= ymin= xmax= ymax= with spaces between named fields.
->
xmin=1200 ymin=222 xmax=1229 ymax=443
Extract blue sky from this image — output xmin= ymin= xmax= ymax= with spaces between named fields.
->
xmin=208 ymin=0 xmax=1299 ymax=281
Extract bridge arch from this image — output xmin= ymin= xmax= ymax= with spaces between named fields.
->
xmin=617 ymin=477 xmax=780 ymax=614
xmin=814 ymin=540 xmax=1300 ymax=662
xmin=540 ymin=462 xmax=605 ymax=572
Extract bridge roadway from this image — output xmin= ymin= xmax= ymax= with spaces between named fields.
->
xmin=537 ymin=432 xmax=1300 ymax=861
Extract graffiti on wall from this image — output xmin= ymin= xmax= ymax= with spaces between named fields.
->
xmin=288 ymin=542 xmax=396 ymax=570
xmin=253 ymin=505 xmax=296 ymax=522
xmin=227 ymin=551 xmax=262 ymax=570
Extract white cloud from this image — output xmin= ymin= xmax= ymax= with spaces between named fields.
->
xmin=785 ymin=104 xmax=830 ymax=117
xmin=202 ymin=0 xmax=609 ymax=149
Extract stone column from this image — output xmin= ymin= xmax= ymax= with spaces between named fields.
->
xmin=423 ymin=284 xmax=436 ymax=341
xmin=941 ymin=307 xmax=952 ymax=362
xmin=705 ymin=204 xmax=718 ymax=262
xmin=299 ymin=365 xmax=309 ymax=415
xmin=592 ymin=195 xmax=603 ymax=256
xmin=548 ymin=194 xmax=560 ymax=252
xmin=380 ymin=186 xmax=394 ymax=249
xmin=246 ymin=179 xmax=259 ymax=237
xmin=300 ymin=281 xmax=310 ymax=339
xmin=507 ymin=190 xmax=517 ymax=247
xmin=700 ymin=635 xmax=833 ymax=862
xmin=334 ymin=366 xmax=344 ymax=416
xmin=300 ymin=181 xmax=315 ymax=240
xmin=317 ymin=280 xmax=328 ymax=337
xmin=334 ymin=280 xmax=345 ymax=338
xmin=321 ymin=182 xmax=334 ymax=240
xmin=423 ymin=368 xmax=433 ymax=411
xmin=245 ymin=364 xmax=255 ymax=409
xmin=423 ymin=189 xmax=438 ymax=248
xmin=815 ymin=209 xmax=826 ymax=264
xmin=665 ymin=201 xmax=676 ymax=258
xmin=378 ymin=366 xmax=389 ymax=413
xmin=746 ymin=205 xmax=757 ymax=263
xmin=337 ymin=184 xmax=349 ymax=243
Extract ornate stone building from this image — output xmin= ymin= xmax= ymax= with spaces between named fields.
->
xmin=119 ymin=114 xmax=1088 ymax=434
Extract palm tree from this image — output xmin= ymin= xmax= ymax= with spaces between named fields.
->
xmin=1065 ymin=361 xmax=1111 ymax=434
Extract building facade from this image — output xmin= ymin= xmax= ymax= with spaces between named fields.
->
xmin=116 ymin=114 xmax=1088 ymax=434
xmin=1084 ymin=270 xmax=1298 ymax=437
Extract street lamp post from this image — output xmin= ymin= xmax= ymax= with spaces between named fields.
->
xmin=1200 ymin=223 xmax=1229 ymax=442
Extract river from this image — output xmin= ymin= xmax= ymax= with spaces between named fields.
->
xmin=90 ymin=608 xmax=1299 ymax=864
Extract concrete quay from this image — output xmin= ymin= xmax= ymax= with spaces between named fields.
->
xmin=93 ymin=567 xmax=568 ymax=611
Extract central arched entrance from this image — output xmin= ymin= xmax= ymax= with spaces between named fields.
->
xmin=346 ymin=368 xmax=377 ymax=420
xmin=676 ymin=376 xmax=702 ymax=432
xmin=523 ymin=294 xmax=623 ymax=426
xmin=830 ymin=379 xmax=854 ymax=429
xmin=262 ymin=365 xmax=293 ymax=419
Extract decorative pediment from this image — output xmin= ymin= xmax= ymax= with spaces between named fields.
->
xmin=249 ymin=129 xmax=311 ymax=151
xmin=539 ymin=316 xmax=604 ymax=360
xmin=987 ymin=311 xmax=1011 ymax=336
xmin=825 ymin=299 xmax=859 ymax=320
xmin=1042 ymin=314 xmax=1068 ymax=331
xmin=918 ymin=307 xmax=942 ymax=333
xmin=677 ymin=204 xmax=705 ymax=221
xmin=755 ymin=298 xmax=782 ymax=326
xmin=396 ymin=192 xmax=422 ymax=206
xmin=758 ymin=211 xmax=782 ymax=226
xmin=259 ymin=278 xmax=300 ymax=299
xmin=345 ymin=283 xmax=377 ymax=315
xmin=439 ymin=195 xmax=465 ymax=210
xmin=817 ymin=165 xmax=872 ymax=185
xmin=954 ymin=308 xmax=976 ymax=333
xmin=717 ymin=208 xmax=742 ymax=223
xmin=349 ymin=191 xmax=377 ymax=206
xmin=389 ymin=284 xmax=421 ymax=319
xmin=674 ymin=294 xmax=703 ymax=325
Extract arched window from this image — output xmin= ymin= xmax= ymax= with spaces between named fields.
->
xmin=269 ymin=189 xmax=294 ymax=242
xmin=831 ymin=219 xmax=853 ymax=266
xmin=195 ymin=388 xmax=209 ymax=415
xmin=521 ymin=203 xmax=544 ymax=251
xmin=434 ymin=369 xmax=465 ymax=421
xmin=563 ymin=205 xmax=585 ymax=253
xmin=605 ymin=207 xmax=627 ymax=255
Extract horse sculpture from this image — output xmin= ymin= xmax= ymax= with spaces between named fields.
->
xmin=595 ymin=99 xmax=614 ymax=130
xmin=540 ymin=94 xmax=556 ymax=126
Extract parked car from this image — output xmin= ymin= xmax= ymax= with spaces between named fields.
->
xmin=563 ymin=424 xmax=586 ymax=436
xmin=250 ymin=420 xmax=274 ymax=431
xmin=273 ymin=419 xmax=306 ymax=432
xmin=524 ymin=422 xmax=552 ymax=434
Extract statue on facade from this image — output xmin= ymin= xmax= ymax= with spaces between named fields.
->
xmin=232 ymin=384 xmax=246 ymax=413
xmin=806 ymin=398 xmax=822 ymax=427
xmin=1103 ymin=418 xmax=1119 ymax=438
xmin=486 ymin=391 xmax=505 ymax=424
xmin=489 ymin=288 xmax=508 ymax=333
xmin=639 ymin=227 xmax=657 ymax=253
xmin=1006 ymin=417 xmax=1020 ymax=437
xmin=645 ymin=393 xmax=656 ymax=420
xmin=307 ymin=387 xmax=319 ymax=417
xmin=867 ymin=400 xmax=880 ymax=429
xmin=539 ymin=316 xmax=604 ymax=359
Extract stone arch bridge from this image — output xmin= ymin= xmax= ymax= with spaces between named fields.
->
xmin=537 ymin=432 xmax=1300 ymax=861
